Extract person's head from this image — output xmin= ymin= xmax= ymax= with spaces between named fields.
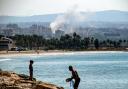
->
xmin=30 ymin=60 xmax=34 ymax=64
xmin=69 ymin=65 xmax=73 ymax=71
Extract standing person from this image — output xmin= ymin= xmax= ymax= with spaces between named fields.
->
xmin=29 ymin=60 xmax=34 ymax=80
xmin=66 ymin=65 xmax=80 ymax=89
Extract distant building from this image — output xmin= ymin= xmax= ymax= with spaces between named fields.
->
xmin=29 ymin=25 xmax=53 ymax=38
xmin=0 ymin=37 xmax=15 ymax=50
xmin=0 ymin=29 xmax=14 ymax=36
xmin=103 ymin=32 xmax=121 ymax=40
xmin=104 ymin=33 xmax=120 ymax=37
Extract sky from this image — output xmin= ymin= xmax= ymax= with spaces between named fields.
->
xmin=0 ymin=0 xmax=128 ymax=16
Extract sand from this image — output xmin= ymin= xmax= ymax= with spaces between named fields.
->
xmin=0 ymin=50 xmax=128 ymax=58
xmin=0 ymin=50 xmax=65 ymax=58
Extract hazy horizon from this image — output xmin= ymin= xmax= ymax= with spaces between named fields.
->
xmin=0 ymin=10 xmax=127 ymax=17
xmin=0 ymin=0 xmax=128 ymax=16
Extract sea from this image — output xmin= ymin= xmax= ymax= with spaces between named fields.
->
xmin=0 ymin=51 xmax=128 ymax=89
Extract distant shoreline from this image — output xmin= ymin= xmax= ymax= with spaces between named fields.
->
xmin=0 ymin=50 xmax=128 ymax=58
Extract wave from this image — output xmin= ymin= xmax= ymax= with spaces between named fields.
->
xmin=29 ymin=51 xmax=128 ymax=57
xmin=36 ymin=61 xmax=128 ymax=65
xmin=0 ymin=58 xmax=13 ymax=62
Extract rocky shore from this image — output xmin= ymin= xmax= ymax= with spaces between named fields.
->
xmin=0 ymin=69 xmax=64 ymax=89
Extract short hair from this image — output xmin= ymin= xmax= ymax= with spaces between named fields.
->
xmin=30 ymin=60 xmax=34 ymax=63
xmin=69 ymin=65 xmax=73 ymax=70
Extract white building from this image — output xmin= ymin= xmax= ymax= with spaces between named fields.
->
xmin=0 ymin=37 xmax=15 ymax=50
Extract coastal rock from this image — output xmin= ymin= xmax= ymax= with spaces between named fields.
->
xmin=0 ymin=70 xmax=64 ymax=89
xmin=18 ymin=74 xmax=36 ymax=81
xmin=34 ymin=82 xmax=64 ymax=89
xmin=0 ymin=71 xmax=11 ymax=77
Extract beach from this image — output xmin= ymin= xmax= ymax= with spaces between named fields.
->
xmin=0 ymin=50 xmax=65 ymax=58
xmin=0 ymin=50 xmax=127 ymax=58
xmin=0 ymin=50 xmax=128 ymax=58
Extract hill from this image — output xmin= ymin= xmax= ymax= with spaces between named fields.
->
xmin=0 ymin=10 xmax=128 ymax=24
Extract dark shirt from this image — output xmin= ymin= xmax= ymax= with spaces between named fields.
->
xmin=29 ymin=64 xmax=33 ymax=72
xmin=71 ymin=70 xmax=80 ymax=80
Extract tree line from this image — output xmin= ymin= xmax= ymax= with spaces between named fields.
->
xmin=1 ymin=32 xmax=128 ymax=50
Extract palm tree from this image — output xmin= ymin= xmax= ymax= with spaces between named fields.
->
xmin=94 ymin=39 xmax=99 ymax=49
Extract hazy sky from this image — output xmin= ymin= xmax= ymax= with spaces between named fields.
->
xmin=0 ymin=0 xmax=128 ymax=16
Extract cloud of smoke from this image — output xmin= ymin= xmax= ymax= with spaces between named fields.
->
xmin=50 ymin=5 xmax=92 ymax=34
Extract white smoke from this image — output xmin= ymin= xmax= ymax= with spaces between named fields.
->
xmin=50 ymin=5 xmax=92 ymax=34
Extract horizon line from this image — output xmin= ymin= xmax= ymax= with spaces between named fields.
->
xmin=0 ymin=10 xmax=128 ymax=17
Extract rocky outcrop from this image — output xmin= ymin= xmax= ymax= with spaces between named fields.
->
xmin=0 ymin=70 xmax=64 ymax=89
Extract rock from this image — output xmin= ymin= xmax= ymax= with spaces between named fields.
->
xmin=34 ymin=83 xmax=64 ymax=89
xmin=0 ymin=70 xmax=64 ymax=89
xmin=18 ymin=74 xmax=29 ymax=79
xmin=0 ymin=71 xmax=11 ymax=77
xmin=35 ymin=84 xmax=64 ymax=89
xmin=18 ymin=74 xmax=36 ymax=81
xmin=6 ymin=86 xmax=22 ymax=89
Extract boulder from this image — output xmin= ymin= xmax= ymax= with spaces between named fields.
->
xmin=0 ymin=70 xmax=64 ymax=89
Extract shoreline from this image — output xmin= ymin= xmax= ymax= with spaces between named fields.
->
xmin=0 ymin=50 xmax=128 ymax=58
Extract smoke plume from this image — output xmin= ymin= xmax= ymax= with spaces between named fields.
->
xmin=50 ymin=5 xmax=92 ymax=34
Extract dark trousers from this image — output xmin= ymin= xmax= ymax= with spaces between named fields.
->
xmin=29 ymin=71 xmax=33 ymax=80
xmin=74 ymin=78 xmax=80 ymax=89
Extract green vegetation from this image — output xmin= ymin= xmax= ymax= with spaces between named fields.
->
xmin=2 ymin=32 xmax=128 ymax=51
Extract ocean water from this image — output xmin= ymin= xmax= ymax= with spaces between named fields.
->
xmin=0 ymin=51 xmax=128 ymax=89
